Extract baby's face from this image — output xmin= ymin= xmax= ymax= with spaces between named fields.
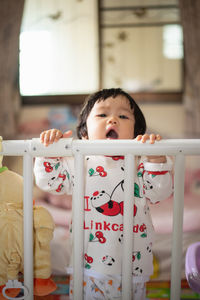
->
xmin=84 ymin=95 xmax=135 ymax=140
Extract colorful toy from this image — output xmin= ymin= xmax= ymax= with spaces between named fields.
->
xmin=0 ymin=137 xmax=57 ymax=299
xmin=185 ymin=242 xmax=200 ymax=294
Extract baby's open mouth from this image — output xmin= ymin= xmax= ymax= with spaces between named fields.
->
xmin=106 ymin=129 xmax=118 ymax=139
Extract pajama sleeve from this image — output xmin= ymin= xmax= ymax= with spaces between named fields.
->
xmin=142 ymin=157 xmax=173 ymax=204
xmin=34 ymin=157 xmax=73 ymax=195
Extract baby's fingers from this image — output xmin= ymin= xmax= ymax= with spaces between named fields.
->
xmin=63 ymin=130 xmax=73 ymax=138
xmin=150 ymin=134 xmax=162 ymax=144
xmin=135 ymin=133 xmax=162 ymax=144
xmin=40 ymin=131 xmax=48 ymax=145
xmin=135 ymin=134 xmax=148 ymax=142
xmin=51 ymin=129 xmax=63 ymax=143
xmin=136 ymin=134 xmax=149 ymax=143
xmin=156 ymin=134 xmax=161 ymax=141
xmin=40 ymin=129 xmax=63 ymax=146
xmin=147 ymin=134 xmax=162 ymax=144
xmin=40 ymin=130 xmax=52 ymax=146
xmin=149 ymin=134 xmax=156 ymax=144
xmin=135 ymin=135 xmax=142 ymax=142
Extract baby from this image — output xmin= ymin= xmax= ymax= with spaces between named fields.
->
xmin=34 ymin=88 xmax=172 ymax=300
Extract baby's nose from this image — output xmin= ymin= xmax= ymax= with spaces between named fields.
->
xmin=108 ymin=116 xmax=117 ymax=124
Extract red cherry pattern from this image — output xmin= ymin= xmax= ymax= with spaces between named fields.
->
xmin=96 ymin=166 xmax=107 ymax=177
xmin=84 ymin=253 xmax=93 ymax=264
xmin=96 ymin=166 xmax=103 ymax=172
xmin=95 ymin=231 xmax=103 ymax=238
xmin=58 ymin=173 xmax=66 ymax=180
xmin=44 ymin=162 xmax=53 ymax=172
xmin=56 ymin=183 xmax=63 ymax=193
xmin=132 ymin=251 xmax=141 ymax=262
xmin=95 ymin=231 xmax=106 ymax=243
xmin=99 ymin=237 xmax=106 ymax=243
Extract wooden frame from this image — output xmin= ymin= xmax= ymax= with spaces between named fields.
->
xmin=21 ymin=91 xmax=182 ymax=106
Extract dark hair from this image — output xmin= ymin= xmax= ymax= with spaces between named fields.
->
xmin=76 ymin=88 xmax=146 ymax=139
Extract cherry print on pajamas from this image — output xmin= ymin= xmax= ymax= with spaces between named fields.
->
xmin=132 ymin=251 xmax=141 ymax=262
xmin=90 ymin=190 xmax=121 ymax=216
xmin=90 ymin=180 xmax=137 ymax=217
xmin=44 ymin=162 xmax=53 ymax=172
xmin=89 ymin=231 xmax=106 ymax=244
xmin=44 ymin=160 xmax=69 ymax=193
xmin=84 ymin=253 xmax=94 ymax=269
xmin=88 ymin=165 xmax=107 ymax=177
xmin=53 ymin=172 xmax=69 ymax=192
xmin=43 ymin=161 xmax=60 ymax=173
xmin=47 ymin=171 xmax=68 ymax=190
xmin=56 ymin=182 xmax=64 ymax=193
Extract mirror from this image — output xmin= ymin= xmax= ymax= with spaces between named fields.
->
xmin=20 ymin=0 xmax=183 ymax=100
xmin=100 ymin=0 xmax=183 ymax=93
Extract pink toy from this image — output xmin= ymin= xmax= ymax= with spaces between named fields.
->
xmin=185 ymin=242 xmax=200 ymax=294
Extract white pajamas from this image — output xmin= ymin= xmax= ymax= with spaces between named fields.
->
xmin=34 ymin=154 xmax=172 ymax=299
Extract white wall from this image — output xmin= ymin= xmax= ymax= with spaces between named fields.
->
xmin=141 ymin=103 xmax=184 ymax=138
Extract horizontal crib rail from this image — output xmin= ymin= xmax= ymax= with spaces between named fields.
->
xmin=1 ymin=138 xmax=200 ymax=300
xmin=2 ymin=138 xmax=200 ymax=156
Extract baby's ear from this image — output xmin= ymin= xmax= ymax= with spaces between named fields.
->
xmin=82 ymin=134 xmax=88 ymax=140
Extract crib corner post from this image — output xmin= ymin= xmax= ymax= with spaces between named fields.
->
xmin=170 ymin=153 xmax=185 ymax=300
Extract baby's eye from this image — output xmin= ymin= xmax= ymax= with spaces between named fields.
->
xmin=97 ymin=113 xmax=106 ymax=117
xmin=119 ymin=115 xmax=128 ymax=119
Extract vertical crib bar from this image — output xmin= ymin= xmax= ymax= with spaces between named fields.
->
xmin=122 ymin=154 xmax=135 ymax=300
xmin=23 ymin=152 xmax=34 ymax=300
xmin=170 ymin=153 xmax=185 ymax=300
xmin=73 ymin=152 xmax=84 ymax=300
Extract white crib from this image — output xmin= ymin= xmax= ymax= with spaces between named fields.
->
xmin=1 ymin=138 xmax=200 ymax=300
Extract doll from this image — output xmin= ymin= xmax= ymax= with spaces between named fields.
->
xmin=0 ymin=137 xmax=56 ymax=299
